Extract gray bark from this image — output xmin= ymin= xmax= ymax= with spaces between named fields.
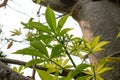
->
xmin=32 ymin=0 xmax=120 ymax=80
xmin=0 ymin=61 xmax=32 ymax=80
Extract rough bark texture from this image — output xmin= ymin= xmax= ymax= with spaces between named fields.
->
xmin=0 ymin=61 xmax=32 ymax=80
xmin=32 ymin=0 xmax=120 ymax=80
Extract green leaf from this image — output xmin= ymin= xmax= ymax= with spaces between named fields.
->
xmin=31 ymin=40 xmax=49 ymax=57
xmin=106 ymin=57 xmax=120 ymax=62
xmin=92 ymin=41 xmax=109 ymax=52
xmin=38 ymin=35 xmax=54 ymax=44
xmin=76 ymin=75 xmax=90 ymax=80
xmin=37 ymin=70 xmax=53 ymax=80
xmin=58 ymin=28 xmax=73 ymax=36
xmin=91 ymin=36 xmax=100 ymax=48
xmin=51 ymin=44 xmax=64 ymax=58
xmin=97 ymin=67 xmax=112 ymax=74
xmin=62 ymin=59 xmax=69 ymax=67
xmin=13 ymin=48 xmax=45 ymax=58
xmin=96 ymin=75 xmax=104 ymax=80
xmin=64 ymin=71 xmax=73 ymax=80
xmin=36 ymin=0 xmax=41 ymax=4
xmin=18 ymin=66 xmax=24 ymax=73
xmin=26 ymin=59 xmax=44 ymax=67
xmin=30 ymin=22 xmax=51 ymax=34
xmin=117 ymin=32 xmax=120 ymax=38
xmin=72 ymin=64 xmax=90 ymax=77
xmin=86 ymin=76 xmax=93 ymax=80
xmin=45 ymin=6 xmax=56 ymax=33
xmin=21 ymin=18 xmax=34 ymax=30
xmin=57 ymin=14 xmax=70 ymax=32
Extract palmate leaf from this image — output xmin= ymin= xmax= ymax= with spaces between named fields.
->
xmin=30 ymin=40 xmax=49 ymax=57
xmin=13 ymin=48 xmax=45 ymax=58
xmin=91 ymin=36 xmax=100 ymax=49
xmin=92 ymin=41 xmax=109 ymax=52
xmin=57 ymin=14 xmax=70 ymax=33
xmin=45 ymin=6 xmax=56 ymax=33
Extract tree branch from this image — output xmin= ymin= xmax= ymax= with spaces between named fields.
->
xmin=0 ymin=57 xmax=86 ymax=78
xmin=0 ymin=0 xmax=8 ymax=8
xmin=0 ymin=58 xmax=47 ymax=71
xmin=0 ymin=61 xmax=32 ymax=80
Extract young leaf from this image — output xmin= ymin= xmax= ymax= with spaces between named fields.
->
xmin=21 ymin=18 xmax=34 ymax=30
xmin=97 ymin=67 xmax=112 ymax=74
xmin=57 ymin=14 xmax=70 ymax=32
xmin=91 ymin=36 xmax=100 ymax=49
xmin=10 ymin=28 xmax=22 ymax=36
xmin=45 ymin=6 xmax=56 ymax=33
xmin=92 ymin=41 xmax=109 ymax=52
xmin=31 ymin=40 xmax=49 ymax=57
xmin=37 ymin=70 xmax=53 ymax=80
xmin=62 ymin=59 xmax=69 ymax=67
xmin=96 ymin=75 xmax=104 ymax=80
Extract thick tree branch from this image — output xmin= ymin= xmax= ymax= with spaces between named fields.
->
xmin=0 ymin=58 xmax=86 ymax=77
xmin=0 ymin=0 xmax=8 ymax=8
xmin=0 ymin=58 xmax=47 ymax=71
xmin=32 ymin=0 xmax=78 ymax=13
xmin=0 ymin=61 xmax=32 ymax=80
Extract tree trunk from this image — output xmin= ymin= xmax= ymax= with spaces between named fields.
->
xmin=33 ymin=0 xmax=120 ymax=79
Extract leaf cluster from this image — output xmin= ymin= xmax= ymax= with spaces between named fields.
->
xmin=12 ymin=6 xmax=113 ymax=80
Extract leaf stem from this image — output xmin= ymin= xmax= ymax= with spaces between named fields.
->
xmin=49 ymin=59 xmax=65 ymax=69
xmin=64 ymin=46 xmax=76 ymax=68
xmin=55 ymin=36 xmax=76 ymax=68
xmin=93 ymin=65 xmax=96 ymax=80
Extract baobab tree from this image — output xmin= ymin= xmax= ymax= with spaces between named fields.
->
xmin=0 ymin=0 xmax=120 ymax=80
xmin=32 ymin=0 xmax=120 ymax=80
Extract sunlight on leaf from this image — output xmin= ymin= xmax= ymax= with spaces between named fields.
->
xmin=45 ymin=6 xmax=56 ymax=33
xmin=37 ymin=70 xmax=53 ymax=80
xmin=117 ymin=32 xmax=120 ymax=38
xmin=57 ymin=14 xmax=70 ymax=33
